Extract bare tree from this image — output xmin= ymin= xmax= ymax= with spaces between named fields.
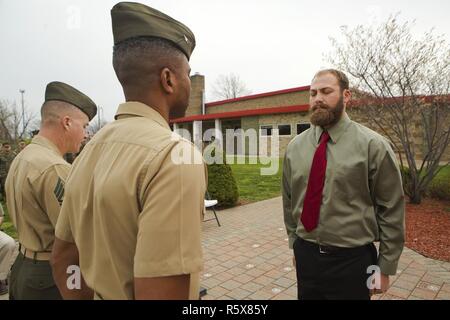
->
xmin=87 ymin=106 xmax=109 ymax=136
xmin=328 ymin=14 xmax=450 ymax=204
xmin=88 ymin=120 xmax=108 ymax=136
xmin=0 ymin=100 xmax=38 ymax=141
xmin=212 ymin=73 xmax=252 ymax=100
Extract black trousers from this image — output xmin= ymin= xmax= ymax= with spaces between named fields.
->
xmin=293 ymin=237 xmax=378 ymax=300
xmin=9 ymin=252 xmax=62 ymax=300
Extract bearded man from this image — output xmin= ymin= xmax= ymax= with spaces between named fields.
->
xmin=282 ymin=69 xmax=405 ymax=300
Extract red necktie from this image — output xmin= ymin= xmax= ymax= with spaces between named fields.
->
xmin=301 ymin=131 xmax=330 ymax=232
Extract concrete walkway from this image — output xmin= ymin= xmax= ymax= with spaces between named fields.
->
xmin=200 ymin=197 xmax=450 ymax=300
xmin=2 ymin=196 xmax=449 ymax=300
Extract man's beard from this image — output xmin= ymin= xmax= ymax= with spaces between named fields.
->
xmin=310 ymin=95 xmax=344 ymax=127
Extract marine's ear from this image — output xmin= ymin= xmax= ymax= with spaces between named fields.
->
xmin=160 ymin=67 xmax=176 ymax=94
xmin=61 ymin=116 xmax=72 ymax=131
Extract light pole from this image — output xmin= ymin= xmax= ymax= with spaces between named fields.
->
xmin=97 ymin=106 xmax=102 ymax=130
xmin=19 ymin=89 xmax=25 ymax=138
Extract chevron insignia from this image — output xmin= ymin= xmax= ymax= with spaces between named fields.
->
xmin=53 ymin=177 xmax=65 ymax=206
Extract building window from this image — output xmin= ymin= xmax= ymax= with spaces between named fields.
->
xmin=277 ymin=124 xmax=291 ymax=136
xmin=297 ymin=123 xmax=311 ymax=134
xmin=260 ymin=125 xmax=273 ymax=136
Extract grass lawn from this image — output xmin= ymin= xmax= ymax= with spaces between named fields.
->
xmin=228 ymin=156 xmax=283 ymax=204
xmin=1 ymin=201 xmax=17 ymax=239
xmin=228 ymin=157 xmax=450 ymax=205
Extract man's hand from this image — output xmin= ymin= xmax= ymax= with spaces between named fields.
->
xmin=0 ymin=216 xmax=3 ymax=226
xmin=51 ymin=237 xmax=93 ymax=299
xmin=370 ymin=273 xmax=390 ymax=295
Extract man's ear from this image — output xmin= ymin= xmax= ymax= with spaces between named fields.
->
xmin=343 ymin=89 xmax=352 ymax=105
xmin=160 ymin=67 xmax=175 ymax=94
xmin=61 ymin=116 xmax=71 ymax=131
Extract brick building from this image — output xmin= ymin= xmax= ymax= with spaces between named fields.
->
xmin=170 ymin=73 xmax=450 ymax=161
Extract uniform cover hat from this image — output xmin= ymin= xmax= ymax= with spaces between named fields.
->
xmin=45 ymin=81 xmax=97 ymax=121
xmin=111 ymin=2 xmax=196 ymax=60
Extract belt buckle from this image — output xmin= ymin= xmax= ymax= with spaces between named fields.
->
xmin=319 ymin=244 xmax=328 ymax=254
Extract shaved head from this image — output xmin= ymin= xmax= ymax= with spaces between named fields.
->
xmin=113 ymin=36 xmax=186 ymax=95
xmin=41 ymin=101 xmax=86 ymax=126
xmin=112 ymin=36 xmax=192 ymax=120
xmin=39 ymin=100 xmax=90 ymax=154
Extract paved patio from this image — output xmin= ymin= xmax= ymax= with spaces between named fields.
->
xmin=200 ymin=197 xmax=450 ymax=300
xmin=2 ymin=196 xmax=449 ymax=300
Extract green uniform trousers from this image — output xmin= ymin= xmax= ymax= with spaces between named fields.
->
xmin=9 ymin=252 xmax=62 ymax=300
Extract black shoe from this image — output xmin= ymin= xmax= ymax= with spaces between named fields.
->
xmin=199 ymin=287 xmax=207 ymax=298
xmin=0 ymin=279 xmax=8 ymax=295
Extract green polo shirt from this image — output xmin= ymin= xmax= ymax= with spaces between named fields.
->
xmin=282 ymin=112 xmax=405 ymax=275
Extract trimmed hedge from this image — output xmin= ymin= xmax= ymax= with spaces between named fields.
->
xmin=400 ymin=166 xmax=450 ymax=201
xmin=428 ymin=167 xmax=450 ymax=200
xmin=400 ymin=167 xmax=412 ymax=196
xmin=206 ymin=148 xmax=239 ymax=208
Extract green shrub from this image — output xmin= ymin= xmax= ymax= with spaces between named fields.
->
xmin=428 ymin=167 xmax=450 ymax=200
xmin=400 ymin=166 xmax=412 ymax=193
xmin=206 ymin=148 xmax=239 ymax=208
xmin=400 ymin=166 xmax=450 ymax=201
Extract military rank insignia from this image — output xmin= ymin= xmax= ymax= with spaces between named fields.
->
xmin=53 ymin=177 xmax=65 ymax=206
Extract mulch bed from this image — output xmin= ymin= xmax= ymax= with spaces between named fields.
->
xmin=405 ymin=198 xmax=450 ymax=262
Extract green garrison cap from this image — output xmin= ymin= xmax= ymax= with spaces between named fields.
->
xmin=111 ymin=2 xmax=196 ymax=60
xmin=45 ymin=81 xmax=97 ymax=121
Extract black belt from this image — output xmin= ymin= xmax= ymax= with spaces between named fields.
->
xmin=297 ymin=237 xmax=373 ymax=255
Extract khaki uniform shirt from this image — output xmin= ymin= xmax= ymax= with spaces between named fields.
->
xmin=5 ymin=136 xmax=70 ymax=252
xmin=55 ymin=102 xmax=206 ymax=300
xmin=282 ymin=113 xmax=405 ymax=275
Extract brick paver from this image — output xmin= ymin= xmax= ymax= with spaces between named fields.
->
xmin=201 ymin=196 xmax=450 ymax=300
xmin=1 ymin=196 xmax=448 ymax=300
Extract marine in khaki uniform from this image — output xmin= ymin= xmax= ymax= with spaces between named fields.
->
xmin=52 ymin=2 xmax=206 ymax=300
xmin=6 ymin=82 xmax=97 ymax=300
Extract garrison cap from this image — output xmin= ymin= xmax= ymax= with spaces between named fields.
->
xmin=111 ymin=2 xmax=196 ymax=60
xmin=44 ymin=81 xmax=97 ymax=121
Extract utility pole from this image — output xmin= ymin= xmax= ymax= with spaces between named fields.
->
xmin=97 ymin=106 xmax=102 ymax=130
xmin=19 ymin=89 xmax=25 ymax=138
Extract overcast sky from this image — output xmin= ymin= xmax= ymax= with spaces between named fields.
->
xmin=1 ymin=0 xmax=449 ymax=125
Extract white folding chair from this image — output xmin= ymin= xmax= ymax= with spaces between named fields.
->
xmin=203 ymin=193 xmax=221 ymax=226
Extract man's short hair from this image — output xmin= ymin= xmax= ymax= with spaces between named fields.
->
xmin=112 ymin=36 xmax=185 ymax=90
xmin=313 ymin=69 xmax=350 ymax=91
xmin=40 ymin=100 xmax=83 ymax=124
